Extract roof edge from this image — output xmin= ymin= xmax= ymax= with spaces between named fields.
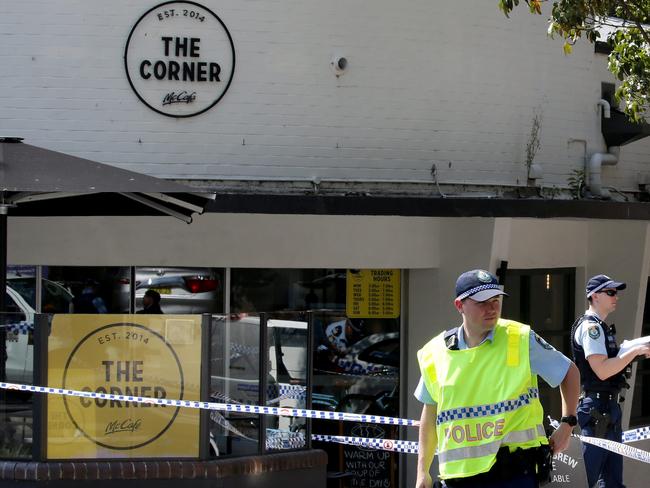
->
xmin=206 ymin=194 xmax=650 ymax=220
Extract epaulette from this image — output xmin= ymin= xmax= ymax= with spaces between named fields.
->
xmin=444 ymin=327 xmax=459 ymax=350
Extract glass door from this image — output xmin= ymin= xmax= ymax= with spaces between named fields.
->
xmin=501 ymin=268 xmax=575 ymax=421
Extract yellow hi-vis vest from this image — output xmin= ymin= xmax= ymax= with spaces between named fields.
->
xmin=417 ymin=319 xmax=547 ymax=480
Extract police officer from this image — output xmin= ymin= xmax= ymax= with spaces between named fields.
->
xmin=572 ymin=274 xmax=650 ymax=487
xmin=71 ymin=279 xmax=108 ymax=314
xmin=415 ymin=269 xmax=580 ymax=488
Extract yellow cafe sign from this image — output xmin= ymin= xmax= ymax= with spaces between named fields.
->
xmin=346 ymin=269 xmax=400 ymax=319
xmin=47 ymin=315 xmax=202 ymax=459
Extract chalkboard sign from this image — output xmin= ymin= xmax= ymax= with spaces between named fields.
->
xmin=549 ymin=437 xmax=588 ymax=487
xmin=340 ymin=422 xmax=398 ymax=488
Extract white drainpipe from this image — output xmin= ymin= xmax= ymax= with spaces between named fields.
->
xmin=587 ymin=100 xmax=616 ymax=198
xmin=588 ymin=147 xmax=619 ymax=198
xmin=597 ymin=99 xmax=611 ymax=118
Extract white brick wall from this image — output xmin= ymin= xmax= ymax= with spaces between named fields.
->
xmin=1 ymin=0 xmax=648 ymax=190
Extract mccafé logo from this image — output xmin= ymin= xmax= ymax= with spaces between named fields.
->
xmin=124 ymin=1 xmax=235 ymax=117
xmin=62 ymin=323 xmax=184 ymax=450
xmin=444 ymin=418 xmax=505 ymax=443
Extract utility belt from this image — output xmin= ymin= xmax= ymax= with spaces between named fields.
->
xmin=439 ymin=445 xmax=552 ymax=488
xmin=581 ymin=391 xmax=620 ymax=438
xmin=583 ymin=390 xmax=620 ymax=402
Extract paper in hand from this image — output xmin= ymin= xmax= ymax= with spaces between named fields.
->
xmin=618 ymin=336 xmax=650 ymax=357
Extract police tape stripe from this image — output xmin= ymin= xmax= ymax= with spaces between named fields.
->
xmin=553 ymin=415 xmax=650 ymax=445
xmin=267 ymin=429 xmax=306 ymax=450
xmin=576 ymin=434 xmax=650 ymax=464
xmin=549 ymin=418 xmax=650 ymax=464
xmin=313 ymin=431 xmax=650 ymax=457
xmin=312 ymin=434 xmax=419 ymax=454
xmin=313 ymin=432 xmax=650 ymax=460
xmin=6 ymin=381 xmax=650 ymax=460
xmin=623 ymin=426 xmax=650 ymax=443
xmin=0 ymin=382 xmax=419 ymax=427
xmin=0 ymin=322 xmax=33 ymax=334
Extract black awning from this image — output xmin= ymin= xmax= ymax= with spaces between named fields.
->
xmin=0 ymin=138 xmax=214 ymax=222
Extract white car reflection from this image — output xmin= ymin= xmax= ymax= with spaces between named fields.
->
xmin=115 ymin=267 xmax=220 ymax=314
xmin=4 ymin=278 xmax=74 ymax=384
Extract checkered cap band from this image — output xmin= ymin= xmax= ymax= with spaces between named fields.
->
xmin=436 ymin=388 xmax=539 ymax=425
xmin=457 ymin=283 xmax=502 ymax=300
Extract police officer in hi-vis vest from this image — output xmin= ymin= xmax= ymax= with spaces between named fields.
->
xmin=415 ymin=269 xmax=580 ymax=488
xmin=572 ymin=275 xmax=650 ymax=488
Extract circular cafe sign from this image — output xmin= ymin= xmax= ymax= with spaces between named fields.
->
xmin=124 ymin=1 xmax=235 ymax=117
xmin=62 ymin=323 xmax=184 ymax=450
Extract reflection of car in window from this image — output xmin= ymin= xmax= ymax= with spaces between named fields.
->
xmin=4 ymin=285 xmax=34 ymax=385
xmin=116 ymin=267 xmax=221 ymax=314
xmin=357 ymin=338 xmax=399 ymax=368
xmin=209 ymin=316 xmax=308 ymax=456
xmin=331 ymin=332 xmax=399 ymax=376
xmin=4 ymin=287 xmax=30 ymax=322
xmin=4 ymin=278 xmax=74 ymax=384
xmin=8 ymin=277 xmax=74 ymax=314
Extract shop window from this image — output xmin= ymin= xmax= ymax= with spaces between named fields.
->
xmin=6 ymin=265 xmax=74 ymax=314
xmin=230 ymin=269 xmax=346 ymax=313
xmin=6 ymin=265 xmax=36 ymax=317
xmin=134 ymin=266 xmax=224 ymax=314
xmin=44 ymin=266 xmax=130 ymax=314
xmin=502 ymin=268 xmax=575 ymax=421
xmin=40 ymin=266 xmax=224 ymax=315
xmin=265 ymin=313 xmax=309 ymax=452
xmin=3 ymin=292 xmax=28 ymax=322
xmin=229 ymin=269 xmax=401 ymax=485
xmin=210 ymin=314 xmax=261 ymax=457
xmin=312 ymin=311 xmax=400 ymax=488
xmin=2 ymin=264 xmax=37 ymax=459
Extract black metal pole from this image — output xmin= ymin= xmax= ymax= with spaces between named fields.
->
xmin=0 ymin=210 xmax=7 ymax=384
xmin=306 ymin=311 xmax=314 ymax=449
xmin=199 ymin=314 xmax=211 ymax=460
xmin=0 ymin=210 xmax=7 ymax=434
xmin=32 ymin=313 xmax=49 ymax=461
xmin=259 ymin=312 xmax=268 ymax=454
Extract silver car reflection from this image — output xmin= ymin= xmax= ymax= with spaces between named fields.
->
xmin=116 ymin=267 xmax=221 ymax=314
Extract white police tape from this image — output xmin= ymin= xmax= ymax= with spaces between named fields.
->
xmin=0 ymin=381 xmax=419 ymax=427
xmin=548 ymin=417 xmax=650 ymax=465
xmin=578 ymin=434 xmax=650 ymax=464
xmin=312 ymin=434 xmax=418 ymax=454
xmin=549 ymin=418 xmax=650 ymax=445
xmin=623 ymin=425 xmax=650 ymax=443
xmin=5 ymin=381 xmax=650 ymax=460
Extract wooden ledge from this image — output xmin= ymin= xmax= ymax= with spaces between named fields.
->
xmin=0 ymin=450 xmax=328 ymax=481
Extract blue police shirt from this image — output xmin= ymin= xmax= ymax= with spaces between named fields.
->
xmin=572 ymin=310 xmax=608 ymax=358
xmin=414 ymin=326 xmax=572 ymax=405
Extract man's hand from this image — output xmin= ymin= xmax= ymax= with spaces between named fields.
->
xmin=554 ymin=361 xmax=579 ymax=454
xmin=549 ymin=422 xmax=572 ymax=454
xmin=415 ymin=472 xmax=433 ymax=488
xmin=636 ymin=344 xmax=650 ymax=359
xmin=416 ymin=404 xmax=437 ymax=488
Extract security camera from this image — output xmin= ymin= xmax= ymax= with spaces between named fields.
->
xmin=331 ymin=55 xmax=348 ymax=76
